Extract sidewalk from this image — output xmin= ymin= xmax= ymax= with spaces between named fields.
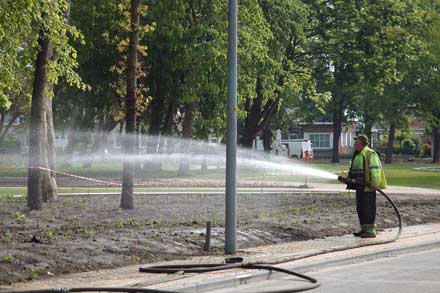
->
xmin=298 ymin=183 xmax=440 ymax=197
xmin=4 ymin=223 xmax=440 ymax=292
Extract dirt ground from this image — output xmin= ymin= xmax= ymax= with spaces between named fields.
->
xmin=1 ymin=188 xmax=440 ymax=287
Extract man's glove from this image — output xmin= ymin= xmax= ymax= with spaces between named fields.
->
xmin=346 ymin=180 xmax=357 ymax=190
xmin=338 ymin=176 xmax=365 ymax=190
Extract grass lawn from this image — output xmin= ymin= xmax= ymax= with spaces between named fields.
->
xmin=0 ymin=186 xmax=306 ymax=197
xmin=380 ymin=164 xmax=440 ymax=189
xmin=309 ymin=162 xmax=440 ymax=189
xmin=238 ymin=162 xmax=440 ymax=189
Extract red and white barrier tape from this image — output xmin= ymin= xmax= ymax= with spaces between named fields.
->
xmin=29 ymin=166 xmax=122 ymax=187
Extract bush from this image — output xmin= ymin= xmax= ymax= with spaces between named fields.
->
xmin=401 ymin=138 xmax=416 ymax=155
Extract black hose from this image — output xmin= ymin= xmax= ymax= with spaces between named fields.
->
xmin=137 ymin=187 xmax=402 ymax=292
xmin=70 ymin=288 xmax=171 ymax=292
xmin=2 ymin=288 xmax=173 ymax=293
xmin=139 ymin=262 xmax=320 ymax=293
xmin=139 ymin=263 xmax=241 ymax=273
xmin=4 ymin=188 xmax=401 ymax=293
xmin=377 ymin=188 xmax=403 ymax=242
xmin=244 ymin=264 xmax=320 ymax=292
xmin=257 ymin=187 xmax=403 ymax=263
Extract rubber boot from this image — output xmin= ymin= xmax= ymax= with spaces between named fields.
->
xmin=358 ymin=224 xmax=376 ymax=238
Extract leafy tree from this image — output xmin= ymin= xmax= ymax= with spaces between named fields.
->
xmin=312 ymin=0 xmax=425 ymax=162
xmin=0 ymin=0 xmax=85 ymax=210
xmin=259 ymin=0 xmax=332 ymax=149
xmin=0 ymin=0 xmax=36 ymax=108
xmin=0 ymin=1 xmax=34 ymax=144
xmin=0 ymin=70 xmax=31 ymax=145
xmin=55 ymin=1 xmax=124 ymax=153
xmin=23 ymin=0 xmax=85 ymax=210
xmin=408 ymin=0 xmax=440 ymax=163
xmin=237 ymin=0 xmax=277 ymax=148
xmin=141 ymin=0 xmax=229 ymax=174
xmin=120 ymin=0 xmax=142 ymax=210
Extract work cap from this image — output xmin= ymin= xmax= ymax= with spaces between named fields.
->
xmin=354 ymin=134 xmax=369 ymax=145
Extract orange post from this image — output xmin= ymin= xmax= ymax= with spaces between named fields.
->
xmin=304 ymin=150 xmax=310 ymax=186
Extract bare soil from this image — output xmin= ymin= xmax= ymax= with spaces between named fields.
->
xmin=1 ymin=191 xmax=440 ymax=286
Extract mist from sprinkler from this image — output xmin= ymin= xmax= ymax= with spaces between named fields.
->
xmin=51 ymin=132 xmax=338 ymax=181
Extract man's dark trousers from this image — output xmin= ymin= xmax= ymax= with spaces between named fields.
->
xmin=355 ymin=190 xmax=376 ymax=226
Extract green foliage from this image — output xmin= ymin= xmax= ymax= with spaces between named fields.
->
xmin=401 ymin=138 xmax=417 ymax=155
xmin=46 ymin=229 xmax=56 ymax=241
xmin=14 ymin=211 xmax=31 ymax=224
xmin=2 ymin=0 xmax=439 ymax=150
xmin=1 ymin=230 xmax=13 ymax=243
xmin=408 ymin=0 xmax=440 ymax=130
xmin=237 ymin=0 xmax=273 ymax=100
xmin=0 ymin=0 xmax=35 ymax=108
xmin=55 ymin=1 xmax=126 ymax=131
xmin=2 ymin=255 xmax=13 ymax=262
xmin=143 ymin=0 xmax=230 ymax=138
xmin=0 ymin=0 xmax=86 ymax=108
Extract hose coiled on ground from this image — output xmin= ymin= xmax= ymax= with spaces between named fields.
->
xmin=5 ymin=184 xmax=402 ymax=293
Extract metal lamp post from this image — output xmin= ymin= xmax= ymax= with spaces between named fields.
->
xmin=225 ymin=0 xmax=238 ymax=254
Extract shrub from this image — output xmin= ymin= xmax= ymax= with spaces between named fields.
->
xmin=401 ymin=138 xmax=416 ymax=155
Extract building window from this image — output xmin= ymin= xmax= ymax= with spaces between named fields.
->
xmin=309 ymin=133 xmax=331 ymax=148
xmin=289 ymin=133 xmax=298 ymax=140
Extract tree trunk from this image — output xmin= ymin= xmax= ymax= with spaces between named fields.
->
xmin=178 ymin=103 xmax=194 ymax=176
xmin=120 ymin=0 xmax=140 ymax=210
xmin=363 ymin=112 xmax=373 ymax=147
xmin=144 ymin=49 xmax=167 ymax=170
xmin=164 ymin=95 xmax=175 ymax=134
xmin=263 ymin=127 xmax=271 ymax=152
xmin=332 ymin=108 xmax=343 ymax=163
xmin=42 ymin=95 xmax=57 ymax=202
xmin=241 ymin=78 xmax=264 ymax=147
xmin=65 ymin=129 xmax=77 ymax=153
xmin=241 ymin=76 xmax=280 ymax=148
xmin=146 ymin=94 xmax=164 ymax=171
xmin=385 ymin=124 xmax=395 ymax=164
xmin=0 ymin=113 xmax=19 ymax=145
xmin=148 ymin=72 xmax=165 ymax=139
xmin=162 ymin=94 xmax=176 ymax=154
xmin=27 ymin=35 xmax=52 ymax=210
xmin=433 ymin=126 xmax=440 ymax=164
xmin=92 ymin=113 xmax=117 ymax=153
xmin=39 ymin=0 xmax=72 ymax=202
xmin=0 ymin=107 xmax=5 ymax=136
xmin=134 ymin=116 xmax=142 ymax=172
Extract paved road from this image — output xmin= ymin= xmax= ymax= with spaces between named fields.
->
xmin=308 ymin=247 xmax=440 ymax=293
xmin=208 ymin=247 xmax=440 ymax=293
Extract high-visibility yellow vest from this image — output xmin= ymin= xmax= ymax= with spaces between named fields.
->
xmin=349 ymin=146 xmax=387 ymax=191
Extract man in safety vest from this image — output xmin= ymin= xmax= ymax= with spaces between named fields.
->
xmin=347 ymin=135 xmax=387 ymax=238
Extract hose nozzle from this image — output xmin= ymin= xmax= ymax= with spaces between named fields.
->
xmin=338 ymin=176 xmax=365 ymax=189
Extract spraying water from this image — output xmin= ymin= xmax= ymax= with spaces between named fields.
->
xmin=45 ymin=131 xmax=339 ymax=181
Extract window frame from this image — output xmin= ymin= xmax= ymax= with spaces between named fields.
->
xmin=305 ymin=132 xmax=332 ymax=149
